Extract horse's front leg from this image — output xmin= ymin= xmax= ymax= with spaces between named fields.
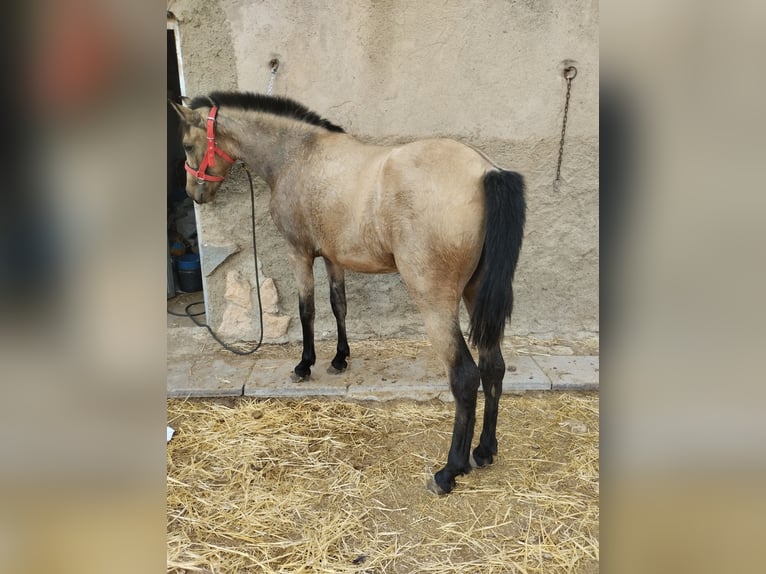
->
xmin=324 ymin=258 xmax=349 ymax=373
xmin=290 ymin=253 xmax=316 ymax=380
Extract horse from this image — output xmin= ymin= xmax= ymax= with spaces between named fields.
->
xmin=171 ymin=91 xmax=526 ymax=494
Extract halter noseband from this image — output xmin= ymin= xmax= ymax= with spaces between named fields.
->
xmin=184 ymin=105 xmax=235 ymax=183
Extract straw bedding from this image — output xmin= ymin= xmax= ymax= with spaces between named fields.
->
xmin=167 ymin=387 xmax=598 ymax=573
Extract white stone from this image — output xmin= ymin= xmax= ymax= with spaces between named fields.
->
xmin=224 ymin=269 xmax=252 ymax=310
xmin=218 ymin=303 xmax=253 ymax=339
xmin=263 ymin=313 xmax=291 ymax=342
xmin=259 ymin=277 xmax=280 ymax=314
xmin=559 ymin=419 xmax=588 ymax=434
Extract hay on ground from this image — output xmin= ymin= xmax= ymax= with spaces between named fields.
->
xmin=167 ymin=392 xmax=599 ymax=573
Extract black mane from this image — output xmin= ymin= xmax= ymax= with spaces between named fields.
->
xmin=190 ymin=91 xmax=345 ymax=133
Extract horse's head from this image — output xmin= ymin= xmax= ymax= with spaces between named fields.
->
xmin=170 ymin=100 xmax=236 ymax=204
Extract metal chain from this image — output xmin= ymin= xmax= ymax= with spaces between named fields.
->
xmin=555 ymin=66 xmax=577 ymax=187
xmin=267 ymin=59 xmax=279 ymax=95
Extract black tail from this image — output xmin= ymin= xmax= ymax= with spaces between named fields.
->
xmin=468 ymin=169 xmax=526 ymax=350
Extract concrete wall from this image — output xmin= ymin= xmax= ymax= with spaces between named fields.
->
xmin=167 ymin=0 xmax=598 ymax=343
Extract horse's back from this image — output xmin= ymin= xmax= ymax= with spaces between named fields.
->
xmin=387 ymin=137 xmax=494 ymax=179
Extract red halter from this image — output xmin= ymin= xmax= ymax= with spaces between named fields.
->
xmin=184 ymin=106 xmax=235 ymax=183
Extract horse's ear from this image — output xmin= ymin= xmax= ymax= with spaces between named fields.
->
xmin=169 ymin=100 xmax=205 ymax=129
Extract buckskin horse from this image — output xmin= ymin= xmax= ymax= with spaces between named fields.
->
xmin=171 ymin=92 xmax=526 ymax=494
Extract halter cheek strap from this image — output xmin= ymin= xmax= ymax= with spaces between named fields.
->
xmin=184 ymin=106 xmax=235 ymax=183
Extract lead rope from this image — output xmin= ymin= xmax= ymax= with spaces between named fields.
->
xmin=179 ymin=167 xmax=264 ymax=355
xmin=169 ymin=62 xmax=281 ymax=354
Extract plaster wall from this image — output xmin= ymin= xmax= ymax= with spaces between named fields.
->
xmin=167 ymin=0 xmax=599 ymax=344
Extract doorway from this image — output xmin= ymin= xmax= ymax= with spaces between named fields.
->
xmin=167 ymin=21 xmax=202 ymax=297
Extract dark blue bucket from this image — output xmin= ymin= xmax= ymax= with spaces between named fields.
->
xmin=174 ymin=254 xmax=202 ymax=292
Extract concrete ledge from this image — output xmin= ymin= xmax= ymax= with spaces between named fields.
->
xmin=346 ymin=380 xmax=447 ymax=402
xmin=504 ymin=356 xmax=552 ymax=392
xmin=532 ymin=355 xmax=599 ymax=391
xmin=168 ymin=344 xmax=599 ymax=399
xmin=244 ymin=356 xmax=448 ymax=401
xmin=167 ymin=356 xmax=251 ymax=398
xmin=245 ymin=359 xmax=348 ymax=398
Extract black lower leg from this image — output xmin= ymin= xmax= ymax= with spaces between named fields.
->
xmin=294 ymin=294 xmax=316 ymax=378
xmin=434 ymin=336 xmax=481 ymax=494
xmin=472 ymin=348 xmax=505 ymax=467
xmin=328 ymin=275 xmax=349 ymax=372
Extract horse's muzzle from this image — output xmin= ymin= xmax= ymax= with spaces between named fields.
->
xmin=188 ymin=187 xmax=209 ymax=205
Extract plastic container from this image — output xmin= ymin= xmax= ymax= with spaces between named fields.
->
xmin=174 ymin=253 xmax=203 ymax=293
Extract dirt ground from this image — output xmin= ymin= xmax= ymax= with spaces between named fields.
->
xmin=167 ymin=390 xmax=599 ymax=573
xmin=229 ymin=335 xmax=599 ymax=364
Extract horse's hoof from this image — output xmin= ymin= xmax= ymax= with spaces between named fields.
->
xmin=470 ymin=449 xmax=494 ymax=468
xmin=290 ymin=372 xmax=310 ymax=383
xmin=470 ymin=451 xmax=493 ymax=469
xmin=329 ymin=356 xmax=348 ymax=373
xmin=429 ymin=470 xmax=456 ymax=495
xmin=327 ymin=363 xmax=347 ymax=375
xmin=293 ymin=362 xmax=313 ymax=381
xmin=426 ymin=477 xmax=448 ymax=496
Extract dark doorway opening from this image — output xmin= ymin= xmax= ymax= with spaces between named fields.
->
xmin=167 ymin=27 xmax=201 ymax=296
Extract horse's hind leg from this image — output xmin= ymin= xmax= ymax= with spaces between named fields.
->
xmin=463 ymin=279 xmax=505 ymax=468
xmin=289 ymin=252 xmax=316 ymax=380
xmin=471 ymin=347 xmax=504 ymax=467
xmin=412 ymin=302 xmax=480 ymax=495
xmin=324 ymin=258 xmax=350 ymax=373
xmin=437 ymin=327 xmax=481 ymax=494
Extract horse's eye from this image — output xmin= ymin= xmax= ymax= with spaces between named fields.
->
xmin=183 ymin=144 xmax=194 ymax=153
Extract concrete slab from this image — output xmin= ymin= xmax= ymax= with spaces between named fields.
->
xmin=167 ymin=356 xmax=252 ymax=398
xmin=241 ymin=354 xmax=562 ymax=401
xmin=245 ymin=359 xmax=348 ymax=398
xmin=167 ymin=322 xmax=598 ymax=399
xmin=345 ymin=357 xmax=447 ymax=401
xmin=504 ymin=356 xmax=552 ymax=392
xmin=532 ymin=356 xmax=599 ymax=391
xmin=346 ymin=382 xmax=447 ymax=401
xmin=167 ymin=326 xmax=214 ymax=359
xmin=244 ymin=355 xmax=450 ymax=402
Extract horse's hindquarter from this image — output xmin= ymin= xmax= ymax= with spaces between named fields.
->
xmin=380 ymin=139 xmax=491 ymax=280
xmin=329 ymin=138 xmax=490 ymax=278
